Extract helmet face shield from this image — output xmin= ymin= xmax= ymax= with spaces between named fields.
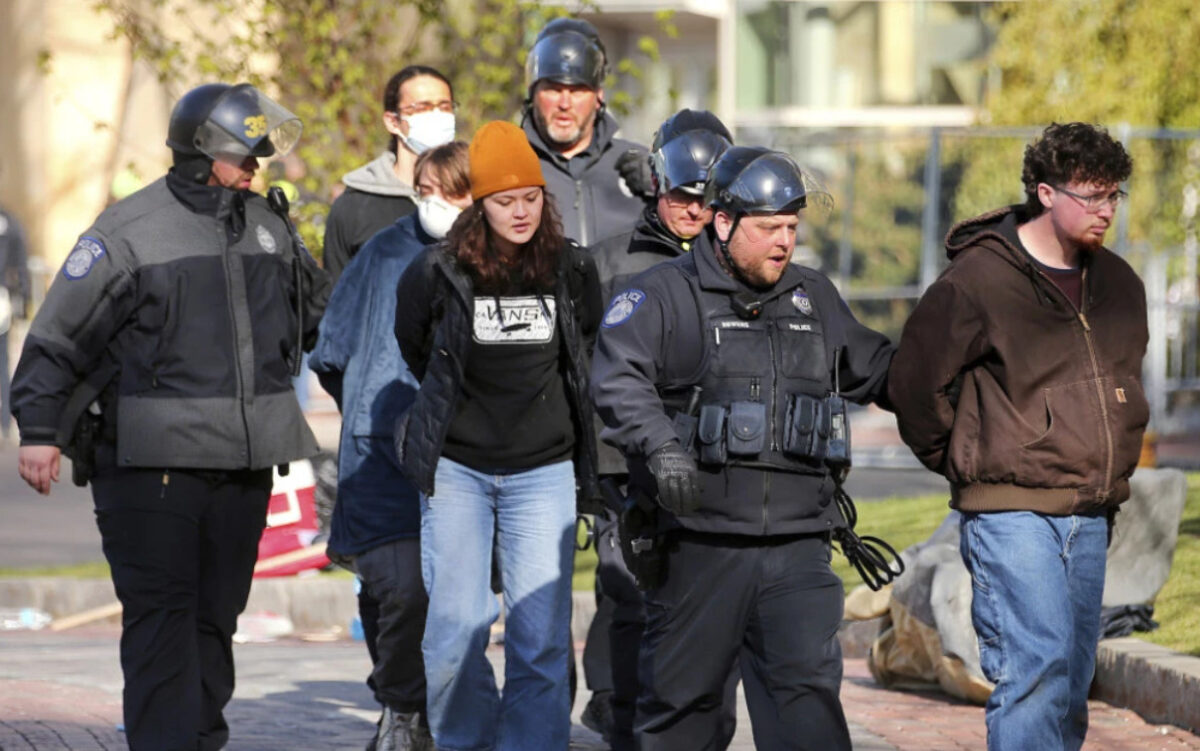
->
xmin=525 ymin=30 xmax=607 ymax=92
xmin=651 ymin=130 xmax=731 ymax=196
xmin=193 ymin=85 xmax=302 ymax=161
xmin=707 ymin=149 xmax=833 ymax=219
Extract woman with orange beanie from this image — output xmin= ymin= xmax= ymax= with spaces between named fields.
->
xmin=393 ymin=120 xmax=601 ymax=749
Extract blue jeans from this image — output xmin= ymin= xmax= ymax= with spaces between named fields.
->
xmin=960 ymin=511 xmax=1107 ymax=751
xmin=420 ymin=457 xmax=576 ymax=751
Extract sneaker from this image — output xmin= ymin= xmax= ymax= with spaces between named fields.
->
xmin=580 ymin=691 xmax=615 ymax=741
xmin=375 ymin=707 xmax=435 ymax=751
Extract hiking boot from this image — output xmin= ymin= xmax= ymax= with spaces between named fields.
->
xmin=374 ymin=707 xmax=435 ymax=751
xmin=580 ymin=690 xmax=615 ymax=741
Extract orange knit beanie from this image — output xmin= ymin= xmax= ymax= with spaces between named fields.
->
xmin=468 ymin=121 xmax=546 ymax=199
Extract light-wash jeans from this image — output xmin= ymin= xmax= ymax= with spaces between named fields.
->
xmin=960 ymin=510 xmax=1108 ymax=751
xmin=420 ymin=457 xmax=576 ymax=751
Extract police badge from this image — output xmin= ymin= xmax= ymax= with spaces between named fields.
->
xmin=256 ymin=225 xmax=278 ymax=254
xmin=792 ymin=289 xmax=813 ymax=316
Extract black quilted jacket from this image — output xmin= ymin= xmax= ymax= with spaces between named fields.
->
xmin=393 ymin=242 xmax=602 ymax=507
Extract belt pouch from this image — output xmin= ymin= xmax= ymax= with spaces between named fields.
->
xmin=697 ymin=405 xmax=727 ymax=465
xmin=784 ymin=394 xmax=821 ymax=460
xmin=727 ymin=401 xmax=767 ymax=457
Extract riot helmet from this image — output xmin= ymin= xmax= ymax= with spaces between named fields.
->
xmin=167 ymin=83 xmax=302 ymax=162
xmin=705 ymin=147 xmax=831 ymax=218
xmin=525 ymin=17 xmax=607 ymax=95
xmin=649 ymin=109 xmax=733 ymax=196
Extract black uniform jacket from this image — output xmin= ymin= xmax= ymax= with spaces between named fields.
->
xmin=591 ymin=231 xmax=894 ymax=536
xmin=12 ymin=176 xmax=330 ymax=471
xmin=588 ymin=206 xmax=693 ymax=475
xmin=393 ymin=242 xmax=602 ymax=506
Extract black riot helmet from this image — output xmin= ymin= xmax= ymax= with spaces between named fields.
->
xmin=705 ymin=146 xmax=831 ymax=218
xmin=649 ymin=109 xmax=733 ymax=197
xmin=166 ymin=83 xmax=302 ymax=162
xmin=525 ymin=17 xmax=608 ymax=96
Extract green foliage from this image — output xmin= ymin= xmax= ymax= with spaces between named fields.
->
xmin=92 ymin=0 xmax=668 ymax=257
xmin=956 ymin=1 xmax=1200 ymax=255
xmin=1141 ymin=472 xmax=1200 ymax=656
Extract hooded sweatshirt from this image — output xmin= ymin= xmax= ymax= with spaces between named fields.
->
xmin=888 ymin=206 xmax=1149 ymax=514
xmin=522 ymin=109 xmax=646 ymax=247
xmin=323 ymin=152 xmax=417 ymax=284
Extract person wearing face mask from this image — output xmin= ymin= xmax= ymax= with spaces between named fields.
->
xmin=310 ymin=142 xmax=469 ymax=751
xmin=11 ymin=83 xmax=329 ymax=751
xmin=393 ymin=121 xmax=602 ymax=751
xmin=324 ymin=65 xmax=456 ymax=285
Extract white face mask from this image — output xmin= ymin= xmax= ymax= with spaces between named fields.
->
xmin=417 ymin=195 xmax=463 ymax=239
xmin=399 ymin=110 xmax=456 ymax=155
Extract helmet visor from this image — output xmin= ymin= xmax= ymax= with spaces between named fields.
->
xmin=652 ymin=131 xmax=731 ymax=196
xmin=723 ymin=153 xmax=833 ymax=218
xmin=193 ymin=85 xmax=302 ymax=161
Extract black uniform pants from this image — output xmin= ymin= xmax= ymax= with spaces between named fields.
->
xmin=596 ymin=508 xmax=740 ymax=751
xmin=92 ymin=466 xmax=271 ymax=751
xmin=355 ymin=537 xmax=429 ymax=715
xmin=637 ymin=531 xmax=850 ymax=751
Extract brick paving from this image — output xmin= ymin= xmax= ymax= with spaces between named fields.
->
xmin=842 ymin=659 xmax=1200 ymax=751
xmin=1 ymin=627 xmax=1198 ymax=750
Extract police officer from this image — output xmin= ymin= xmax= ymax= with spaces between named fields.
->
xmin=12 ymin=83 xmax=329 ymax=751
xmin=591 ymin=147 xmax=894 ymax=749
xmin=588 ymin=109 xmax=738 ymax=750
xmin=521 ymin=17 xmax=649 ymax=246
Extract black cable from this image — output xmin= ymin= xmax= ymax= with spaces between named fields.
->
xmin=830 ymin=483 xmax=905 ymax=591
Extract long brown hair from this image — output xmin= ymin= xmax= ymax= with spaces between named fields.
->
xmin=445 ymin=188 xmax=565 ymax=293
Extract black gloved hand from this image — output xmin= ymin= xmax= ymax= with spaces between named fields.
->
xmin=647 ymin=442 xmax=699 ymax=516
xmin=615 ymin=148 xmax=654 ymax=199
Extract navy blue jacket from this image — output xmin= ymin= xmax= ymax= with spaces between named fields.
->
xmin=310 ymin=215 xmax=429 ymax=555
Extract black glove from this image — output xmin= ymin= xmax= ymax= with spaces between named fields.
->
xmin=615 ymin=148 xmax=654 ymax=199
xmin=647 ymin=442 xmax=699 ymax=516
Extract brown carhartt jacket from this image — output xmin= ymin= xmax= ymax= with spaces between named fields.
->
xmin=889 ymin=206 xmax=1149 ymax=514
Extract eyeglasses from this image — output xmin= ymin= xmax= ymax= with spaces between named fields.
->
xmin=1053 ymin=185 xmax=1127 ymax=213
xmin=397 ymin=100 xmax=456 ymax=116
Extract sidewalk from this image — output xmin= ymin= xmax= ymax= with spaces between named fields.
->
xmin=3 ymin=626 xmax=1199 ymax=750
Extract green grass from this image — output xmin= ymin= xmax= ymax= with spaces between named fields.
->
xmin=829 ymin=493 xmax=953 ymax=591
xmin=1140 ymin=472 xmax=1200 ymax=655
xmin=10 ymin=475 xmax=1198 ymax=657
xmin=570 ymin=474 xmax=1200 ymax=657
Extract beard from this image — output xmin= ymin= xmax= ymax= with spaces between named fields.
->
xmin=533 ymin=107 xmax=585 ymax=150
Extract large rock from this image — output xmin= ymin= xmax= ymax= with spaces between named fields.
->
xmin=864 ymin=468 xmax=1189 ymax=704
xmin=1104 ymin=469 xmax=1189 ymax=607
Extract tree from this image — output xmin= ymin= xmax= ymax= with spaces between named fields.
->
xmin=957 ymin=0 xmax=1200 ymax=254
xmin=92 ymin=0 xmax=664 ymax=255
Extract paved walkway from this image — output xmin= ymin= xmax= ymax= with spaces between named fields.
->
xmin=2 ymin=627 xmax=1199 ymax=750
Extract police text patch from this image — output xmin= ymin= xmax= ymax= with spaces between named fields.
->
xmin=473 ymin=296 xmax=556 ymax=344
xmin=63 ymin=236 xmax=106 ymax=280
xmin=602 ymin=289 xmax=646 ymax=328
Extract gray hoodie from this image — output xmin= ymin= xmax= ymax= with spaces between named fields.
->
xmin=323 ymin=152 xmax=418 ymax=284
xmin=522 ymin=109 xmax=647 ymax=247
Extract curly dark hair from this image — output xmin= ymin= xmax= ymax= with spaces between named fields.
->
xmin=1022 ymin=122 xmax=1132 ymax=216
xmin=444 ymin=188 xmax=564 ymax=294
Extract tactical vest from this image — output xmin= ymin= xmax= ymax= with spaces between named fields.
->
xmin=666 ymin=273 xmax=834 ymax=475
